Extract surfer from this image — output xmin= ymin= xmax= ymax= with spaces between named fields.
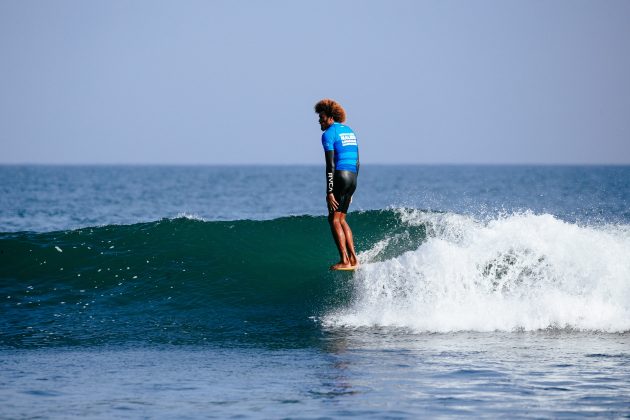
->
xmin=315 ymin=99 xmax=360 ymax=270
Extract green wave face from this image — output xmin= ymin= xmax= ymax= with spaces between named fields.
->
xmin=0 ymin=211 xmax=427 ymax=348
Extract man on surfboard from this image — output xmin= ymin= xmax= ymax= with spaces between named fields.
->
xmin=315 ymin=99 xmax=360 ymax=270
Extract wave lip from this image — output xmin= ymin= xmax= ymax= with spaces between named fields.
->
xmin=324 ymin=211 xmax=630 ymax=333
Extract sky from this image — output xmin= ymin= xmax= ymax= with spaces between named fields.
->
xmin=1 ymin=0 xmax=629 ymax=165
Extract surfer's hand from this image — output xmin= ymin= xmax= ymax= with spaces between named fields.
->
xmin=327 ymin=193 xmax=339 ymax=212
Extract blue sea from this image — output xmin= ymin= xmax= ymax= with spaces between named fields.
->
xmin=1 ymin=165 xmax=629 ymax=418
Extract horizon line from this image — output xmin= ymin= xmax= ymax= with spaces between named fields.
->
xmin=2 ymin=162 xmax=630 ymax=167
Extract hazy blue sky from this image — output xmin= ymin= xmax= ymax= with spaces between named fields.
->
xmin=1 ymin=1 xmax=629 ymax=164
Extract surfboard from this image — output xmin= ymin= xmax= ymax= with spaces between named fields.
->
xmin=330 ymin=266 xmax=358 ymax=271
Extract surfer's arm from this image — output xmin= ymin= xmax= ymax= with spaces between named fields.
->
xmin=325 ymin=150 xmax=335 ymax=195
xmin=324 ymin=151 xmax=339 ymax=211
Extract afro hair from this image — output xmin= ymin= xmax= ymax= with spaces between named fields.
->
xmin=314 ymin=99 xmax=346 ymax=123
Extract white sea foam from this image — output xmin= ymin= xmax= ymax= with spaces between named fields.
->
xmin=324 ymin=211 xmax=630 ymax=333
xmin=174 ymin=212 xmax=206 ymax=221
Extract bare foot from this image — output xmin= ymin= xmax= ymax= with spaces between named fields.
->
xmin=330 ymin=261 xmax=354 ymax=270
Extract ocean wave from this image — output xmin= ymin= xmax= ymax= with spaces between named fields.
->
xmin=2 ymin=209 xmax=629 ymax=348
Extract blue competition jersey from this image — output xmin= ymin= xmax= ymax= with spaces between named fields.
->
xmin=321 ymin=123 xmax=359 ymax=172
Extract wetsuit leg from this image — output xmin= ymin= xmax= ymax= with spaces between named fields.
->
xmin=332 ymin=170 xmax=357 ymax=214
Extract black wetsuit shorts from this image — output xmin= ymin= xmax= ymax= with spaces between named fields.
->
xmin=332 ymin=170 xmax=357 ymax=214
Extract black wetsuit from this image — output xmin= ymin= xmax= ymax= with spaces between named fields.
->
xmin=325 ymin=151 xmax=358 ymax=214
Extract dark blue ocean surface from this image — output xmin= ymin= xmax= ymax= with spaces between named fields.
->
xmin=1 ymin=165 xmax=629 ymax=418
xmin=1 ymin=165 xmax=629 ymax=232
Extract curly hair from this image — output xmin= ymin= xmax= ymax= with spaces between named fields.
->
xmin=314 ymin=99 xmax=346 ymax=123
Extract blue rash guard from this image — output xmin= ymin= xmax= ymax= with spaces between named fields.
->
xmin=321 ymin=122 xmax=359 ymax=172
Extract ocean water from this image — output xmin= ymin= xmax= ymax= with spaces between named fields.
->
xmin=1 ymin=165 xmax=629 ymax=418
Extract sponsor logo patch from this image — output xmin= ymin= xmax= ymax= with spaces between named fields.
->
xmin=339 ymin=133 xmax=357 ymax=146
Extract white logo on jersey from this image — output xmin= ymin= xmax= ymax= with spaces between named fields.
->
xmin=339 ymin=133 xmax=357 ymax=146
